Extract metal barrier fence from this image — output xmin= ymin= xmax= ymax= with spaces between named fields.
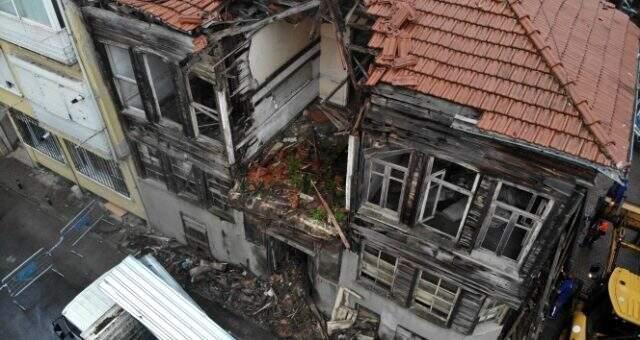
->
xmin=0 ymin=200 xmax=105 ymax=306
xmin=1 ymin=248 xmax=53 ymax=298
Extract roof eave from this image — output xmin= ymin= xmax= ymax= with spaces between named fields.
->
xmin=453 ymin=121 xmax=625 ymax=183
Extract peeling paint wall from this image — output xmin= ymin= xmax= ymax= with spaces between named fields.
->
xmin=138 ymin=178 xmax=267 ymax=275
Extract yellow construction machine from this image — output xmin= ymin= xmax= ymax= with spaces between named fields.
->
xmin=569 ymin=201 xmax=640 ymax=340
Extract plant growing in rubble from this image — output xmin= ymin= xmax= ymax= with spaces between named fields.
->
xmin=334 ymin=209 xmax=346 ymax=224
xmin=310 ymin=208 xmax=326 ymax=222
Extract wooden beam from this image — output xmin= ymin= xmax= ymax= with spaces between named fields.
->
xmin=208 ymin=0 xmax=321 ymax=40
xmin=312 ymin=181 xmax=351 ymax=250
xmin=324 ymin=0 xmax=359 ymax=90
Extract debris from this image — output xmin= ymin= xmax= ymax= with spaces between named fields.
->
xmin=126 ymin=233 xmax=326 ymax=339
xmin=189 ymin=259 xmax=228 ymax=282
xmin=104 ymin=202 xmax=128 ymax=222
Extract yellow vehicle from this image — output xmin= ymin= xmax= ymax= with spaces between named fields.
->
xmin=569 ymin=201 xmax=640 ymax=340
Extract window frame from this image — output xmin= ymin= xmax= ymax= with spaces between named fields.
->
xmin=358 ymin=243 xmax=399 ymax=292
xmin=180 ymin=213 xmax=211 ymax=256
xmin=102 ymin=42 xmax=146 ymax=117
xmin=416 ymin=156 xmax=480 ymax=240
xmin=0 ymin=0 xmax=63 ymax=31
xmin=410 ymin=269 xmax=461 ymax=323
xmin=363 ymin=148 xmax=413 ymax=220
xmin=141 ymin=52 xmax=182 ymax=127
xmin=477 ymin=297 xmax=509 ymax=324
xmin=475 ymin=181 xmax=554 ymax=264
xmin=186 ymin=72 xmax=222 ymax=141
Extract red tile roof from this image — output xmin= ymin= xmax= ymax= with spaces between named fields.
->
xmin=117 ymin=0 xmax=226 ymax=33
xmin=365 ymin=0 xmax=640 ymax=168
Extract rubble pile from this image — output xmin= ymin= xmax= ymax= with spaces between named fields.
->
xmin=243 ymin=109 xmax=349 ymax=226
xmin=125 ymin=234 xmax=326 ymax=339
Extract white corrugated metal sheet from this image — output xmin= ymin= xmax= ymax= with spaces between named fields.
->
xmin=62 ymin=271 xmax=117 ymax=333
xmin=99 ymin=256 xmax=234 ymax=340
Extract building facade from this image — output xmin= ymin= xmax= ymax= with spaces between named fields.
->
xmin=0 ymin=0 xmax=146 ymax=218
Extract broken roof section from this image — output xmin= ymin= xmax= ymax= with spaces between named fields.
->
xmin=366 ymin=0 xmax=640 ymax=169
xmin=116 ymin=0 xmax=226 ymax=33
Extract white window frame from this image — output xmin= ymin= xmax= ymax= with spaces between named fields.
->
xmin=103 ymin=42 xmax=145 ymax=117
xmin=0 ymin=49 xmax=20 ymax=95
xmin=475 ymin=181 xmax=554 ymax=264
xmin=364 ymin=149 xmax=413 ymax=220
xmin=359 ymin=244 xmax=398 ymax=291
xmin=0 ymin=0 xmax=62 ymax=30
xmin=417 ymin=156 xmax=480 ymax=240
xmin=411 ymin=269 xmax=461 ymax=323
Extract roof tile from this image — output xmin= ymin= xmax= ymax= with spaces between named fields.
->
xmin=366 ymin=0 xmax=639 ymax=168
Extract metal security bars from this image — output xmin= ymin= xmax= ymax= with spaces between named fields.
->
xmin=12 ymin=111 xmax=65 ymax=163
xmin=65 ymin=141 xmax=130 ymax=197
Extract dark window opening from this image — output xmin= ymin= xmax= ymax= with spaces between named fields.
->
xmin=360 ymin=244 xmax=397 ymax=291
xmin=169 ymin=157 xmax=199 ymax=199
xmin=143 ymin=53 xmax=181 ymax=124
xmin=188 ymin=74 xmax=221 ymax=141
xmin=136 ymin=143 xmax=165 ymax=184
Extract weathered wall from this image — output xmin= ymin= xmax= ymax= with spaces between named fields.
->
xmin=339 ymin=251 xmax=502 ymax=340
xmin=138 ymin=179 xmax=268 ymax=275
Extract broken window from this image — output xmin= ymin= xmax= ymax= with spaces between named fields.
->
xmin=479 ymin=182 xmax=552 ymax=261
xmin=0 ymin=0 xmax=63 ymax=28
xmin=65 ymin=141 xmax=129 ymax=196
xmin=169 ymin=157 xmax=199 ymax=199
xmin=412 ymin=270 xmax=460 ymax=323
xmin=359 ymin=244 xmax=398 ymax=291
xmin=181 ymin=213 xmax=210 ymax=255
xmin=365 ymin=150 xmax=412 ymax=218
xmin=188 ymin=74 xmax=221 ymax=140
xmin=478 ymin=297 xmax=509 ymax=324
xmin=12 ymin=111 xmax=64 ymax=163
xmin=104 ymin=44 xmax=144 ymax=113
xmin=205 ymin=173 xmax=229 ymax=214
xmin=142 ymin=53 xmax=181 ymax=124
xmin=136 ymin=143 xmax=165 ymax=184
xmin=417 ymin=157 xmax=480 ymax=238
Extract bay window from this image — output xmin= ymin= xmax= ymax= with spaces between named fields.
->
xmin=417 ymin=157 xmax=479 ymax=238
xmin=478 ymin=182 xmax=552 ymax=261
xmin=0 ymin=0 xmax=62 ymax=29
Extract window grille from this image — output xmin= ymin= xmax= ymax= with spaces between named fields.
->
xmin=65 ymin=141 xmax=129 ymax=196
xmin=12 ymin=111 xmax=64 ymax=163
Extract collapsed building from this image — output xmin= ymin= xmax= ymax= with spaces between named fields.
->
xmin=7 ymin=0 xmax=637 ymax=338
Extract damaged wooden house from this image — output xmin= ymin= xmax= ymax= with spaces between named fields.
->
xmin=335 ymin=0 xmax=640 ymax=339
xmin=78 ymin=0 xmax=360 ymax=289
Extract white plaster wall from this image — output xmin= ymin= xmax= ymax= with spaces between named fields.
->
xmin=137 ymin=179 xmax=268 ymax=276
xmin=248 ymin=18 xmax=314 ymax=84
xmin=8 ymin=55 xmax=110 ymax=156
